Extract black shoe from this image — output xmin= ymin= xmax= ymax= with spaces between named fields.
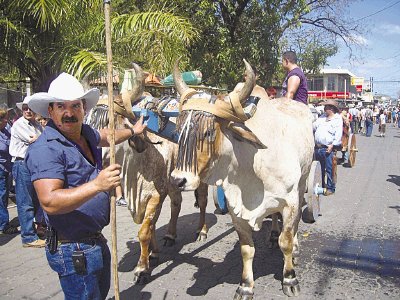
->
xmin=1 ymin=224 xmax=19 ymax=234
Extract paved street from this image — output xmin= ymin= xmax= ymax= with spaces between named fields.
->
xmin=1 ymin=123 xmax=399 ymax=300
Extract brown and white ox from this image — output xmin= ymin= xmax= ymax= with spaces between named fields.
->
xmin=87 ymin=65 xmax=209 ymax=284
xmin=170 ymin=61 xmax=314 ymax=298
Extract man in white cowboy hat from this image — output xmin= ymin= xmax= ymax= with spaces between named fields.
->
xmin=10 ymin=95 xmax=46 ymax=247
xmin=313 ymin=99 xmax=343 ymax=196
xmin=25 ymin=72 xmax=146 ymax=299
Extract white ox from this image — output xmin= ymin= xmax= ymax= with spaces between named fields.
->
xmin=170 ymin=61 xmax=314 ymax=298
xmin=87 ymin=66 xmax=209 ymax=284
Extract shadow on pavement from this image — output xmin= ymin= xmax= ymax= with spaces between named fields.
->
xmin=0 ymin=217 xmax=20 ymax=246
xmin=388 ymin=206 xmax=400 ymax=214
xmin=114 ymin=216 xmax=285 ymax=299
xmin=387 ymin=174 xmax=400 ymax=188
xmin=302 ymin=234 xmax=400 ymax=286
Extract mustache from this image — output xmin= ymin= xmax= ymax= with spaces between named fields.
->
xmin=62 ymin=116 xmax=78 ymax=123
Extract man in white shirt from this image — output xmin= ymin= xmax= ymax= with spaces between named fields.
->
xmin=10 ymin=96 xmax=45 ymax=248
xmin=313 ymin=99 xmax=343 ymax=196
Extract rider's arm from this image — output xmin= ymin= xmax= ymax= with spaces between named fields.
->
xmin=285 ymin=75 xmax=300 ymax=99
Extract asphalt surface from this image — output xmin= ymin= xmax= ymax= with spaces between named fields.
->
xmin=1 ymin=122 xmax=399 ymax=300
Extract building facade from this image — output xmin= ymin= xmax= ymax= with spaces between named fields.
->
xmin=307 ymin=68 xmax=359 ymax=104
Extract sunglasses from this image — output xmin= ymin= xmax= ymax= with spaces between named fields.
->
xmin=22 ymin=106 xmax=32 ymax=112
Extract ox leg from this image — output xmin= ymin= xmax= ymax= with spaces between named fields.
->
xmin=164 ymin=189 xmax=181 ymax=247
xmin=292 ymin=232 xmax=300 ymax=266
xmin=195 ymin=182 xmax=208 ymax=241
xmin=133 ymin=194 xmax=161 ymax=285
xmin=268 ymin=213 xmax=280 ymax=249
xmin=149 ymin=205 xmax=163 ymax=267
xmin=279 ymin=206 xmax=301 ymax=297
xmin=233 ymin=219 xmax=255 ymax=300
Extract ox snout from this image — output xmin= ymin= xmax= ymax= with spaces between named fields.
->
xmin=170 ymin=170 xmax=200 ymax=191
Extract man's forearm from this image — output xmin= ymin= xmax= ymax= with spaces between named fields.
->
xmin=36 ymin=181 xmax=104 ymax=215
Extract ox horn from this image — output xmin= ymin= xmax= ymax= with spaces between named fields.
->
xmin=237 ymin=59 xmax=256 ymax=104
xmin=173 ymin=59 xmax=190 ymax=98
xmin=121 ymin=63 xmax=146 ymax=119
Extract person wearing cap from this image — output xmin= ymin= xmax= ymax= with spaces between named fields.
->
xmin=281 ymin=50 xmax=308 ymax=104
xmin=313 ymin=99 xmax=343 ymax=196
xmin=9 ymin=96 xmax=45 ymax=247
xmin=0 ymin=104 xmax=19 ymax=235
xmin=25 ymin=72 xmax=146 ymax=299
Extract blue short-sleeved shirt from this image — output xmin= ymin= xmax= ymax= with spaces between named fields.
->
xmin=26 ymin=119 xmax=110 ymax=239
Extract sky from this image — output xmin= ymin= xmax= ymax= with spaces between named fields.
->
xmin=326 ymin=0 xmax=400 ymax=98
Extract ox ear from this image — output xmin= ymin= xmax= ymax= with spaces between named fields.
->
xmin=228 ymin=122 xmax=267 ymax=149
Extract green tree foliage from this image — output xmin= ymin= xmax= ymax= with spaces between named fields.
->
xmin=0 ymin=0 xmax=197 ymax=91
xmin=136 ymin=0 xmax=363 ymax=89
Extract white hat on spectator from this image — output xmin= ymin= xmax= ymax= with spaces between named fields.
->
xmin=29 ymin=73 xmax=99 ymax=118
xmin=16 ymin=95 xmax=33 ymax=110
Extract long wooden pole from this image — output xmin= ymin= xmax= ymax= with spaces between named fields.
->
xmin=103 ymin=1 xmax=120 ymax=299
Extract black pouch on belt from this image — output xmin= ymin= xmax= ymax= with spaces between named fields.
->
xmin=72 ymin=250 xmax=87 ymax=275
xmin=46 ymin=226 xmax=58 ymax=255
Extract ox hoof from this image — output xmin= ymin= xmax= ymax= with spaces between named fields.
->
xmin=163 ymin=236 xmax=176 ymax=247
xmin=196 ymin=232 xmax=207 ymax=242
xmin=133 ymin=271 xmax=151 ymax=285
xmin=233 ymin=287 xmax=254 ymax=300
xmin=282 ymin=278 xmax=300 ymax=297
xmin=149 ymin=255 xmax=159 ymax=267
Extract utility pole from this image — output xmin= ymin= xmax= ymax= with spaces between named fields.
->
xmin=371 ymin=76 xmax=374 ymax=93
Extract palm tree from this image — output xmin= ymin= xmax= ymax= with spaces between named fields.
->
xmin=0 ymin=0 xmax=198 ymax=91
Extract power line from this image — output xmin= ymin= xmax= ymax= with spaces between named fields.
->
xmin=355 ymin=0 xmax=400 ymax=22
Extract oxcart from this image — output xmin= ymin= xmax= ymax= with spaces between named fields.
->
xmin=340 ymin=121 xmax=358 ymax=167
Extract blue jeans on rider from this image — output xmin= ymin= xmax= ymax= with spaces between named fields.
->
xmin=315 ymin=148 xmax=335 ymax=193
xmin=0 ymin=168 xmax=10 ymax=231
xmin=13 ymin=160 xmax=40 ymax=243
xmin=46 ymin=239 xmax=111 ymax=300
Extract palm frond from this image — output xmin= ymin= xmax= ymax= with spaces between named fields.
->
xmin=66 ymin=50 xmax=108 ymax=79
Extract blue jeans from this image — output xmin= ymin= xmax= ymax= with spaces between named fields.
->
xmin=46 ymin=239 xmax=111 ymax=300
xmin=365 ymin=119 xmax=373 ymax=137
xmin=0 ymin=168 xmax=10 ymax=231
xmin=13 ymin=160 xmax=40 ymax=243
xmin=315 ymin=148 xmax=335 ymax=192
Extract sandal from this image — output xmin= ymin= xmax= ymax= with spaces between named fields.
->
xmin=2 ymin=225 xmax=19 ymax=234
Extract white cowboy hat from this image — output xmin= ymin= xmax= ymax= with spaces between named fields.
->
xmin=16 ymin=95 xmax=33 ymax=110
xmin=29 ymin=73 xmax=100 ymax=118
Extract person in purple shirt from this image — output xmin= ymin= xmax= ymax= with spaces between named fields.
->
xmin=281 ymin=50 xmax=308 ymax=105
xmin=0 ymin=104 xmax=19 ymax=235
xmin=25 ymin=73 xmax=146 ymax=299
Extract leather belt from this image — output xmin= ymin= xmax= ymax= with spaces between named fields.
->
xmin=58 ymin=232 xmax=105 ymax=244
xmin=315 ymin=144 xmax=328 ymax=149
xmin=14 ymin=157 xmax=24 ymax=161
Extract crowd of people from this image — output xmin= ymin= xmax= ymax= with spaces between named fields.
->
xmin=0 ymin=99 xmax=49 ymax=246
xmin=312 ymin=101 xmax=400 ymax=137
xmin=1 ymin=49 xmax=398 ymax=299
